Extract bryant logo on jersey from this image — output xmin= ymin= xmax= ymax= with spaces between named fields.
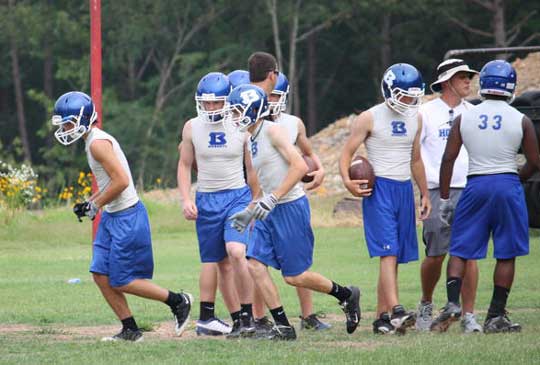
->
xmin=208 ymin=132 xmax=227 ymax=148
xmin=391 ymin=121 xmax=407 ymax=136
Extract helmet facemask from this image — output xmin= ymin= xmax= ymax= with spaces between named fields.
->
xmin=195 ymin=94 xmax=228 ymax=124
xmin=383 ymin=85 xmax=424 ymax=117
xmin=52 ymin=105 xmax=97 ymax=146
xmin=268 ymin=87 xmax=289 ymax=116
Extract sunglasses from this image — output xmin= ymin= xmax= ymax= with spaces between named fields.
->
xmin=268 ymin=69 xmax=279 ymax=76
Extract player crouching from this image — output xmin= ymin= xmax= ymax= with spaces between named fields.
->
xmin=52 ymin=91 xmax=192 ymax=342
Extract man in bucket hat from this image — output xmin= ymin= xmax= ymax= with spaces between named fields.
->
xmin=416 ymin=59 xmax=483 ymax=333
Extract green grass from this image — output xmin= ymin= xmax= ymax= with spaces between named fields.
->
xmin=1 ymin=199 xmax=539 ymax=364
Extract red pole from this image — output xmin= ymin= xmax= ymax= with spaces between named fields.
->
xmin=90 ymin=0 xmax=102 ymax=238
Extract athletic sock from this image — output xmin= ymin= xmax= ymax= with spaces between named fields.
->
xmin=270 ymin=306 xmax=290 ymax=327
xmin=329 ymin=282 xmax=352 ymax=302
xmin=165 ymin=290 xmax=182 ymax=308
xmin=240 ymin=303 xmax=253 ymax=319
xmin=446 ymin=277 xmax=462 ymax=305
xmin=487 ymin=285 xmax=510 ymax=318
xmin=200 ymin=301 xmax=215 ymax=321
xmin=121 ymin=316 xmax=138 ymax=331
xmin=230 ymin=310 xmax=241 ymax=323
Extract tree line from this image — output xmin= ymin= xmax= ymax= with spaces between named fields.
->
xmin=0 ymin=0 xmax=538 ymax=193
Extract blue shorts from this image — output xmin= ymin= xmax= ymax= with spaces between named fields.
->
xmin=247 ymin=196 xmax=314 ymax=276
xmin=450 ymin=174 xmax=529 ymax=260
xmin=196 ymin=186 xmax=252 ymax=263
xmin=90 ymin=201 xmax=154 ymax=287
xmin=362 ymin=177 xmax=418 ymax=264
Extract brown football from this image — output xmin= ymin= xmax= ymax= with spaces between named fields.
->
xmin=348 ymin=155 xmax=375 ymax=189
xmin=301 ymin=155 xmax=317 ymax=183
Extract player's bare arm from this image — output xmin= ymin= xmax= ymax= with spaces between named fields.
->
xmin=411 ymin=115 xmax=431 ymax=220
xmin=177 ymin=120 xmax=198 ymax=220
xmin=339 ymin=111 xmax=373 ymax=197
xmin=268 ymin=124 xmax=308 ymax=199
xmin=518 ymin=116 xmax=540 ymax=181
xmin=295 ymin=118 xmax=325 ymax=190
xmin=439 ymin=116 xmax=463 ymax=199
xmin=89 ymin=139 xmax=130 ymax=208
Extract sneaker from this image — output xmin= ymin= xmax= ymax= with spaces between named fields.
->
xmin=254 ymin=316 xmax=274 ymax=338
xmin=390 ymin=304 xmax=416 ymax=329
xmin=171 ymin=292 xmax=193 ymax=336
xmin=300 ymin=313 xmax=332 ymax=331
xmin=339 ymin=286 xmax=361 ymax=334
xmin=196 ymin=317 xmax=232 ymax=336
xmin=101 ymin=328 xmax=143 ymax=342
xmin=226 ymin=314 xmax=255 ymax=339
xmin=372 ymin=313 xmax=395 ymax=335
xmin=265 ymin=324 xmax=297 ymax=340
xmin=461 ymin=312 xmax=483 ymax=333
xmin=430 ymin=302 xmax=461 ymax=332
xmin=415 ymin=301 xmax=434 ymax=331
xmin=484 ymin=312 xmax=521 ymax=334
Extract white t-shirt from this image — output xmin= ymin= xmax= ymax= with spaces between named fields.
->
xmin=365 ymin=102 xmax=418 ymax=181
xmin=420 ymin=98 xmax=471 ymax=189
xmin=460 ymin=99 xmax=523 ymax=175
xmin=85 ymin=128 xmax=139 ymax=213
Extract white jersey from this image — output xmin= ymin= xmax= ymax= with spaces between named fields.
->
xmin=365 ymin=103 xmax=418 ymax=181
xmin=85 ymin=128 xmax=139 ymax=213
xmin=249 ymin=121 xmax=305 ymax=204
xmin=420 ymin=98 xmax=471 ymax=189
xmin=275 ymin=112 xmax=299 ymax=144
xmin=190 ymin=116 xmax=246 ymax=192
xmin=460 ymin=99 xmax=524 ymax=175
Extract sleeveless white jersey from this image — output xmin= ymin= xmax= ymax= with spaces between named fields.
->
xmin=460 ymin=99 xmax=523 ymax=175
xmin=85 ymin=128 xmax=139 ymax=213
xmin=420 ymin=98 xmax=471 ymax=189
xmin=365 ymin=103 xmax=418 ymax=181
xmin=275 ymin=112 xmax=299 ymax=144
xmin=190 ymin=116 xmax=246 ymax=192
xmin=249 ymin=121 xmax=305 ymax=204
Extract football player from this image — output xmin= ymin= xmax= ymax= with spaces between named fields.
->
xmin=178 ymin=72 xmax=258 ymax=338
xmin=228 ymin=79 xmax=361 ymax=340
xmin=339 ymin=63 xmax=431 ymax=334
xmin=52 ymin=91 xmax=192 ymax=342
xmin=266 ymin=72 xmax=330 ymax=331
xmin=432 ymin=60 xmax=540 ymax=333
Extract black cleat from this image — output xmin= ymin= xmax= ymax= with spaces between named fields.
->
xmin=265 ymin=325 xmax=297 ymax=340
xmin=373 ymin=313 xmax=395 ymax=335
xmin=226 ymin=319 xmax=242 ymax=339
xmin=254 ymin=316 xmax=274 ymax=338
xmin=340 ymin=286 xmax=361 ymax=334
xmin=390 ymin=304 xmax=416 ymax=330
xmin=171 ymin=292 xmax=193 ymax=336
xmin=430 ymin=302 xmax=461 ymax=332
xmin=101 ymin=328 xmax=143 ymax=342
xmin=484 ymin=313 xmax=522 ymax=334
xmin=300 ymin=313 xmax=332 ymax=331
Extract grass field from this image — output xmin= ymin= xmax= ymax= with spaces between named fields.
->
xmin=1 ymin=197 xmax=539 ymax=364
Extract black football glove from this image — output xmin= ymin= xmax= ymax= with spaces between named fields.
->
xmin=73 ymin=201 xmax=99 ymax=222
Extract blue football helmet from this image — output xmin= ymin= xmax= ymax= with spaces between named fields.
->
xmin=227 ymin=84 xmax=269 ymax=132
xmin=269 ymin=72 xmax=289 ymax=116
xmin=51 ymin=91 xmax=97 ymax=146
xmin=479 ymin=60 xmax=516 ymax=99
xmin=381 ymin=63 xmax=425 ymax=117
xmin=195 ymin=72 xmax=231 ymax=123
xmin=227 ymin=70 xmax=250 ymax=89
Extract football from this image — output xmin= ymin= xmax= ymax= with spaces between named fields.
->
xmin=301 ymin=155 xmax=317 ymax=183
xmin=348 ymin=155 xmax=375 ymax=189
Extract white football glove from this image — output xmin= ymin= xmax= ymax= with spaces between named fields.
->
xmin=229 ymin=207 xmax=255 ymax=233
xmin=439 ymin=198 xmax=454 ymax=227
xmin=252 ymin=193 xmax=278 ymax=220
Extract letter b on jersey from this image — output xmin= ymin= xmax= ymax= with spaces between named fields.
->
xmin=209 ymin=132 xmax=227 ymax=147
xmin=391 ymin=121 xmax=407 ymax=136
